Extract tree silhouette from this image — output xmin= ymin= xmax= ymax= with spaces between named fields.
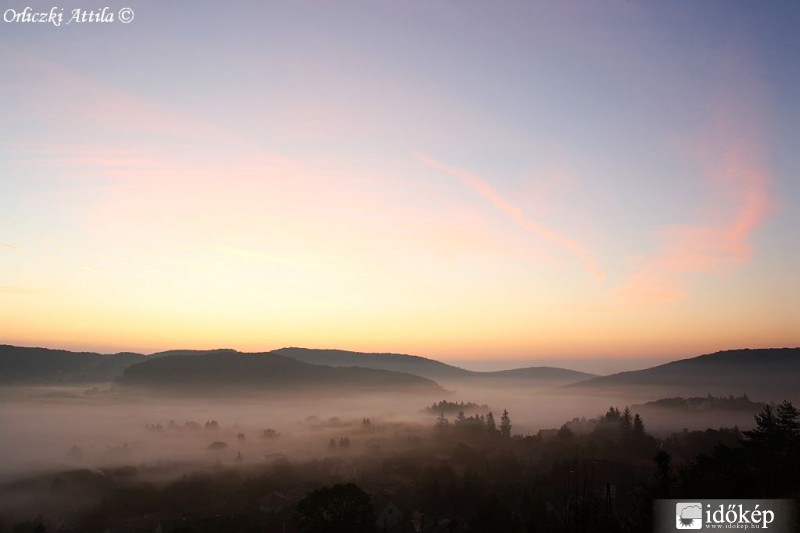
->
xmin=775 ymin=400 xmax=800 ymax=444
xmin=633 ymin=414 xmax=645 ymax=437
xmin=740 ymin=401 xmax=800 ymax=496
xmin=654 ymin=449 xmax=671 ymax=497
xmin=743 ymin=403 xmax=778 ymax=450
xmin=295 ymin=483 xmax=376 ymax=533
xmin=679 ymin=401 xmax=800 ymax=499
xmin=486 ymin=412 xmax=497 ymax=434
xmin=621 ymin=407 xmax=633 ymax=439
xmin=500 ymin=409 xmax=511 ymax=438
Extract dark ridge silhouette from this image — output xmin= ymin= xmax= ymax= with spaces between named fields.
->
xmin=566 ymin=348 xmax=800 ymax=400
xmin=479 ymin=366 xmax=596 ymax=382
xmin=149 ymin=348 xmax=239 ymax=358
xmin=273 ymin=347 xmax=595 ymax=384
xmin=115 ymin=351 xmax=444 ymax=393
xmin=7 ymin=345 xmax=794 ymax=395
xmin=631 ymin=394 xmax=767 ymax=413
xmin=272 ymin=347 xmax=475 ymax=380
xmin=0 ymin=344 xmax=593 ymax=387
xmin=0 ymin=345 xmax=145 ymax=384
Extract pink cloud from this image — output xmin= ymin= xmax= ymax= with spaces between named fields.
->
xmin=616 ymin=110 xmax=773 ymax=304
xmin=413 ymin=151 xmax=604 ymax=280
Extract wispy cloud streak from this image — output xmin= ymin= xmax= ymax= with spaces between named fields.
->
xmin=0 ymin=242 xmax=24 ymax=252
xmin=0 ymin=285 xmax=45 ymax=295
xmin=413 ymin=151 xmax=604 ymax=280
xmin=616 ymin=108 xmax=773 ymax=304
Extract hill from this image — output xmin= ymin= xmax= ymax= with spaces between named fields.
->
xmin=148 ymin=348 xmax=239 ymax=358
xmin=273 ymin=347 xmax=594 ymax=385
xmin=479 ymin=366 xmax=596 ymax=383
xmin=0 ymin=345 xmax=145 ymax=384
xmin=115 ymin=351 xmax=444 ymax=393
xmin=567 ymin=348 xmax=800 ymax=401
xmin=0 ymin=344 xmax=597 ymax=388
xmin=272 ymin=347 xmax=474 ymax=380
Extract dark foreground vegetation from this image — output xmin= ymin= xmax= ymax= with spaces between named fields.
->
xmin=1 ymin=401 xmax=799 ymax=533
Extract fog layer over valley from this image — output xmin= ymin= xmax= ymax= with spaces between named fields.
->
xmin=0 ymin=382 xmax=638 ymax=480
xmin=1 ymin=345 xmax=797 ymax=531
xmin=2 ymin=345 xmax=797 ymax=480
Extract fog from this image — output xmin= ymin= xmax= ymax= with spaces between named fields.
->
xmin=0 ymin=380 xmax=759 ymax=482
xmin=0 ymin=377 xmax=778 ymax=531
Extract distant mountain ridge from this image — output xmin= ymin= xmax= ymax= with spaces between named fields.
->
xmin=479 ymin=366 xmax=596 ymax=382
xmin=567 ymin=348 xmax=800 ymax=400
xmin=5 ymin=345 xmax=795 ymax=398
xmin=273 ymin=347 xmax=473 ymax=380
xmin=116 ymin=351 xmax=443 ymax=393
xmin=149 ymin=348 xmax=239 ymax=358
xmin=0 ymin=344 xmax=595 ymax=387
xmin=272 ymin=347 xmax=595 ymax=385
xmin=0 ymin=345 xmax=145 ymax=384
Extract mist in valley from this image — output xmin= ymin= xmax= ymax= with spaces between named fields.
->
xmin=0 ymin=381 xmax=730 ymax=478
xmin=2 ymin=342 xmax=798 ymax=532
xmin=0 ymin=371 xmax=776 ymax=529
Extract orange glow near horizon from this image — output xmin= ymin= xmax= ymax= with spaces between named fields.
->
xmin=2 ymin=5 xmax=799 ymax=363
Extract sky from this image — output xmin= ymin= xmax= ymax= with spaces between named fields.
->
xmin=1 ymin=1 xmax=799 ymax=367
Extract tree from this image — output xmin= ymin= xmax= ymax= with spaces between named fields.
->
xmin=436 ymin=411 xmax=449 ymax=429
xmin=486 ymin=412 xmax=497 ymax=434
xmin=633 ymin=414 xmax=645 ymax=437
xmin=654 ymin=449 xmax=671 ymax=497
xmin=743 ymin=401 xmax=800 ymax=453
xmin=776 ymin=400 xmax=800 ymax=443
xmin=500 ymin=409 xmax=511 ymax=438
xmin=295 ymin=483 xmax=377 ymax=533
xmin=621 ymin=407 xmax=633 ymax=438
xmin=740 ymin=401 xmax=800 ymax=496
xmin=742 ymin=404 xmax=778 ymax=450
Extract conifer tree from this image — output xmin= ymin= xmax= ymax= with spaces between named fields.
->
xmin=621 ymin=407 xmax=633 ymax=438
xmin=633 ymin=413 xmax=645 ymax=437
xmin=486 ymin=412 xmax=497 ymax=434
xmin=436 ymin=411 xmax=449 ymax=429
xmin=500 ymin=409 xmax=511 ymax=438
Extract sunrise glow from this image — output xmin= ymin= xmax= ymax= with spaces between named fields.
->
xmin=2 ymin=1 xmax=798 ymax=363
